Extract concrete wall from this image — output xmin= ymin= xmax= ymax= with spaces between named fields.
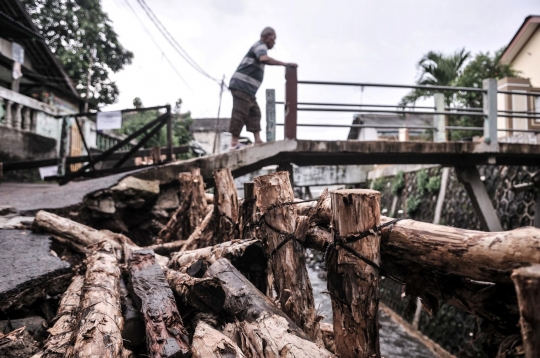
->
xmin=0 ymin=126 xmax=56 ymax=160
xmin=512 ymin=27 xmax=540 ymax=87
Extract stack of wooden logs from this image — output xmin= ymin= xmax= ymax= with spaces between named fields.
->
xmin=29 ymin=168 xmax=540 ymax=358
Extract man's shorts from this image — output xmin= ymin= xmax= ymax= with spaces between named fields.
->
xmin=229 ymin=89 xmax=261 ymax=136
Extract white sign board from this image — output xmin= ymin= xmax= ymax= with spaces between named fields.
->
xmin=12 ymin=42 xmax=24 ymax=63
xmin=96 ymin=111 xmax=122 ymax=130
xmin=39 ymin=166 xmax=58 ymax=180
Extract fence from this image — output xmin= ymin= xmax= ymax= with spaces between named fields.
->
xmin=266 ymin=67 xmax=540 ymax=147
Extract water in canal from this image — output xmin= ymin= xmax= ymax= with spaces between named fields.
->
xmin=307 ymin=260 xmax=435 ymax=358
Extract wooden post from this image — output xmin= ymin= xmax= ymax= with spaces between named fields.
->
xmin=284 ymin=66 xmax=297 ymax=140
xmin=327 ymin=189 xmax=381 ymax=358
xmin=166 ymin=104 xmax=173 ymax=162
xmin=511 ymin=265 xmax=540 ymax=358
xmin=254 ymin=171 xmax=322 ymax=343
xmin=266 ymin=89 xmax=276 ymax=142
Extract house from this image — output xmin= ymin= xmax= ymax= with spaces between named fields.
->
xmin=498 ymin=15 xmax=540 ymax=140
xmin=347 ymin=113 xmax=433 ymax=141
xmin=0 ymin=0 xmax=122 ymax=168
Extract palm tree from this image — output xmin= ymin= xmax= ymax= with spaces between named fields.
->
xmin=400 ymin=48 xmax=470 ymax=107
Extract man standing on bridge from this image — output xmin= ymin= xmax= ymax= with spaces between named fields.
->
xmin=229 ymin=27 xmax=297 ymax=149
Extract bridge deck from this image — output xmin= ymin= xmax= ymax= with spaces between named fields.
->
xmin=2 ymin=140 xmax=539 ymax=211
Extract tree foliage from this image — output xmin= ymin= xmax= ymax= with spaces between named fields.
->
xmin=117 ymin=98 xmax=194 ymax=150
xmin=22 ymin=0 xmax=133 ymax=107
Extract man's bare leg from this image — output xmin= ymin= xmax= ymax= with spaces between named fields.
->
xmin=253 ymin=131 xmax=263 ymax=144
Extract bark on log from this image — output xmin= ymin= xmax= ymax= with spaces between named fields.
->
xmin=145 ymin=240 xmax=187 ymax=256
xmin=191 ymin=321 xmax=246 ymax=358
xmin=254 ymin=171 xmax=322 ymax=343
xmin=34 ymin=210 xmax=169 ymax=265
xmin=119 ymin=278 xmax=145 ymax=348
xmin=180 ymin=204 xmax=215 ymax=252
xmin=212 ymin=169 xmax=239 ymax=245
xmin=205 ymin=258 xmax=335 ymax=358
xmin=320 ymin=322 xmax=336 ymax=354
xmin=311 ymin=188 xmax=331 ymax=224
xmin=305 ymin=225 xmax=332 ymax=252
xmin=71 ymin=241 xmax=124 ymax=357
xmin=169 ymin=239 xmax=267 ymax=292
xmin=165 ymin=269 xmax=225 ymax=312
xmin=158 ymin=169 xmax=208 ymax=243
xmin=511 ymin=265 xmax=540 ymax=358
xmin=36 ymin=275 xmax=84 ymax=358
xmin=380 ymin=216 xmax=540 ymax=283
xmin=128 ymin=249 xmax=190 ymax=357
xmin=327 ymin=189 xmax=381 ymax=358
xmin=241 ymin=182 xmax=257 ymax=241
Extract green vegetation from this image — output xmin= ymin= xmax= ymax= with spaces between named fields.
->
xmin=391 ymin=171 xmax=405 ymax=195
xmin=372 ymin=177 xmax=386 ymax=192
xmin=22 ymin=0 xmax=133 ymax=107
xmin=116 ymin=98 xmax=194 ymax=154
xmin=426 ymin=175 xmax=441 ymax=193
xmin=416 ymin=169 xmax=441 ymax=195
xmin=400 ymin=48 xmax=520 ymax=141
xmin=406 ymin=195 xmax=422 ymax=215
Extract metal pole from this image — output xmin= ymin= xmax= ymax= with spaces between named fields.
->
xmin=213 ymin=76 xmax=226 ymax=154
xmin=166 ymin=104 xmax=173 ymax=162
xmin=434 ymin=93 xmax=446 ymax=142
xmin=266 ymin=89 xmax=276 ymax=142
xmin=284 ymin=66 xmax=298 ymax=140
xmin=483 ymin=78 xmax=498 ymax=147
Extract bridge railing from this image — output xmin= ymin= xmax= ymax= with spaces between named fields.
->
xmin=266 ymin=67 xmax=540 ymax=147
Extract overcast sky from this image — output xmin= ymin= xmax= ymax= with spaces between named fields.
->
xmin=101 ymin=0 xmax=539 ymax=141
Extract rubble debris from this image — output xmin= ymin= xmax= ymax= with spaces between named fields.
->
xmin=0 ymin=316 xmax=47 ymax=342
xmin=0 ymin=327 xmax=40 ymax=358
xmin=191 ymin=321 xmax=246 ymax=358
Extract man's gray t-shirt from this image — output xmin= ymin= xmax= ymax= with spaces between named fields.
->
xmin=229 ymin=40 xmax=268 ymax=96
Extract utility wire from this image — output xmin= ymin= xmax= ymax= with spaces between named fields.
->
xmin=135 ymin=0 xmax=225 ymax=87
xmin=121 ymin=0 xmax=191 ymax=89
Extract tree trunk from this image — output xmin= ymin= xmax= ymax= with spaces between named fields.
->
xmin=241 ymin=182 xmax=257 ymax=241
xmin=254 ymin=171 xmax=322 ymax=343
xmin=158 ymin=169 xmax=209 ymax=244
xmin=128 ymin=249 xmax=190 ymax=358
xmin=191 ymin=321 xmax=246 ymax=358
xmin=311 ymin=188 xmax=331 ymax=224
xmin=327 ymin=189 xmax=381 ymax=358
xmin=212 ymin=169 xmax=239 ymax=245
xmin=165 ymin=269 xmax=225 ymax=312
xmin=205 ymin=258 xmax=335 ymax=358
xmin=511 ymin=265 xmax=540 ymax=358
xmin=169 ymin=239 xmax=267 ymax=293
xmin=380 ymin=216 xmax=540 ymax=283
xmin=34 ymin=210 xmax=169 ymax=265
xmin=119 ymin=279 xmax=145 ymax=349
xmin=37 ymin=276 xmax=84 ymax=358
xmin=71 ymin=241 xmax=124 ymax=357
xmin=180 ymin=205 xmax=215 ymax=251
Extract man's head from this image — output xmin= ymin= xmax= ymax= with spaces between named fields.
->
xmin=260 ymin=27 xmax=276 ymax=49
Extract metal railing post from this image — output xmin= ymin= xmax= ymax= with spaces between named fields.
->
xmin=434 ymin=93 xmax=446 ymax=142
xmin=166 ymin=104 xmax=173 ymax=162
xmin=284 ymin=66 xmax=298 ymax=140
xmin=483 ymin=78 xmax=498 ymax=147
xmin=266 ymin=89 xmax=276 ymax=142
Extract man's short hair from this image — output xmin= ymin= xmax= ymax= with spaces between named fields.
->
xmin=261 ymin=27 xmax=276 ymax=38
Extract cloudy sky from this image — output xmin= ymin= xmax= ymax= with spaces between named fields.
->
xmin=101 ymin=0 xmax=539 ymax=141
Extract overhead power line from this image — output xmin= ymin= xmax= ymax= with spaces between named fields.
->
xmin=135 ymin=0 xmax=225 ymax=87
xmin=121 ymin=0 xmax=191 ymax=89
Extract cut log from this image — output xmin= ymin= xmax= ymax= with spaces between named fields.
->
xmin=34 ymin=210 xmax=169 ymax=266
xmin=511 ymin=265 xmax=540 ymax=358
xmin=254 ymin=171 xmax=322 ymax=342
xmin=180 ymin=204 xmax=215 ymax=251
xmin=380 ymin=216 xmax=540 ymax=283
xmin=119 ymin=278 xmax=145 ymax=348
xmin=311 ymin=188 xmax=331 ymax=224
xmin=0 ymin=229 xmax=72 ymax=312
xmin=212 ymin=169 xmax=239 ymax=245
xmin=71 ymin=241 xmax=124 ymax=357
xmin=169 ymin=239 xmax=267 ymax=292
xmin=33 ymin=276 xmax=84 ymax=358
xmin=158 ymin=172 xmax=192 ymax=244
xmin=327 ymin=189 xmax=381 ymax=358
xmin=205 ymin=258 xmax=335 ymax=357
xmin=320 ymin=322 xmax=336 ymax=354
xmin=305 ymin=225 xmax=332 ymax=252
xmin=241 ymin=182 xmax=257 ymax=241
xmin=191 ymin=321 xmax=246 ymax=358
xmin=128 ymin=249 xmax=190 ymax=357
xmin=145 ymin=240 xmax=187 ymax=256
xmin=165 ymin=269 xmax=225 ymax=312
xmin=1 ymin=327 xmax=40 ymax=358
